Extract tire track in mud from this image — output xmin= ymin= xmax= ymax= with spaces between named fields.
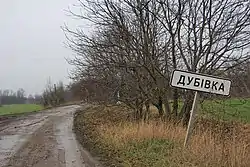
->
xmin=0 ymin=105 xmax=100 ymax=167
xmin=3 ymin=119 xmax=63 ymax=167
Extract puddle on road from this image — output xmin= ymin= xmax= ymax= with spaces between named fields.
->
xmin=55 ymin=113 xmax=84 ymax=167
xmin=0 ymin=118 xmax=47 ymax=166
xmin=0 ymin=105 xmax=82 ymax=167
xmin=0 ymin=134 xmax=26 ymax=166
xmin=0 ymin=135 xmax=23 ymax=152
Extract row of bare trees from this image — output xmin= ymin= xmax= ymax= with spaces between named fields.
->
xmin=42 ymin=81 xmax=66 ymax=107
xmin=64 ymin=0 xmax=250 ymax=125
xmin=0 ymin=88 xmax=42 ymax=106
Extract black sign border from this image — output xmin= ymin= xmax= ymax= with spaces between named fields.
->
xmin=170 ymin=69 xmax=232 ymax=96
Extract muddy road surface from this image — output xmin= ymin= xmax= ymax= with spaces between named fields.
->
xmin=0 ymin=105 xmax=99 ymax=167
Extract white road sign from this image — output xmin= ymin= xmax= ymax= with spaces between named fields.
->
xmin=171 ymin=70 xmax=231 ymax=95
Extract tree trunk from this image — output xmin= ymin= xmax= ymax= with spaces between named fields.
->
xmin=163 ymin=95 xmax=171 ymax=119
xmin=172 ymin=88 xmax=178 ymax=120
xmin=157 ymin=96 xmax=164 ymax=118
xmin=158 ymin=105 xmax=164 ymax=118
xmin=144 ymin=100 xmax=150 ymax=122
xmin=139 ymin=104 xmax=143 ymax=119
xmin=135 ymin=98 xmax=143 ymax=120
xmin=135 ymin=99 xmax=139 ymax=120
xmin=179 ymin=91 xmax=194 ymax=126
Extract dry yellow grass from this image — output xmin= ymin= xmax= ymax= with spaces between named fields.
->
xmin=74 ymin=105 xmax=250 ymax=167
xmin=97 ymin=120 xmax=250 ymax=167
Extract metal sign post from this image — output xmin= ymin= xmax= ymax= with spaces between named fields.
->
xmin=184 ymin=91 xmax=199 ymax=147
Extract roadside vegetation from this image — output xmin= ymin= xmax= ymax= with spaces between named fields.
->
xmin=0 ymin=104 xmax=43 ymax=116
xmin=0 ymin=88 xmax=43 ymax=116
xmin=41 ymin=80 xmax=80 ymax=107
xmin=65 ymin=0 xmax=250 ymax=126
xmin=41 ymin=81 xmax=66 ymax=107
xmin=66 ymin=0 xmax=250 ymax=166
xmin=201 ymin=98 xmax=250 ymax=123
xmin=74 ymin=105 xmax=250 ymax=167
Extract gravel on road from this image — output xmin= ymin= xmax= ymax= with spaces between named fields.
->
xmin=0 ymin=105 xmax=100 ymax=167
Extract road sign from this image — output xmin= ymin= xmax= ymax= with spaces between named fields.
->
xmin=171 ymin=70 xmax=231 ymax=96
xmin=170 ymin=70 xmax=232 ymax=147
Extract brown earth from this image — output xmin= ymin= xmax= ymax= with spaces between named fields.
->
xmin=0 ymin=105 xmax=101 ymax=167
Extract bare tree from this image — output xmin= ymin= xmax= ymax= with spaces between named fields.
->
xmin=154 ymin=0 xmax=250 ymax=124
xmin=41 ymin=79 xmax=66 ymax=107
xmin=64 ymin=0 xmax=250 ymax=124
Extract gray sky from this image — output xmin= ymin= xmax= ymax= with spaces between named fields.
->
xmin=0 ymin=0 xmax=84 ymax=95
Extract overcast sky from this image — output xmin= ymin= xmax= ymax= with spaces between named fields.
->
xmin=0 ymin=0 xmax=85 ymax=95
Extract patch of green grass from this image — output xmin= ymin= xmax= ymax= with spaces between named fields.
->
xmin=0 ymin=104 xmax=43 ymax=116
xmin=152 ymin=98 xmax=250 ymax=122
xmin=122 ymin=139 xmax=175 ymax=167
xmin=200 ymin=98 xmax=250 ymax=122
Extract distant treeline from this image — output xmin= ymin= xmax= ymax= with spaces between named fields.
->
xmin=0 ymin=88 xmax=41 ymax=105
xmin=41 ymin=81 xmax=74 ymax=107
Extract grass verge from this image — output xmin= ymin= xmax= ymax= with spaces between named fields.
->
xmin=74 ymin=105 xmax=250 ymax=167
xmin=201 ymin=98 xmax=250 ymax=123
xmin=0 ymin=104 xmax=43 ymax=116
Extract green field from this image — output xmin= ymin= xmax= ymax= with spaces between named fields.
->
xmin=200 ymin=98 xmax=250 ymax=123
xmin=152 ymin=98 xmax=250 ymax=123
xmin=0 ymin=104 xmax=43 ymax=116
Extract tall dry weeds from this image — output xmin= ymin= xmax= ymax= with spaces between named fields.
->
xmin=97 ymin=120 xmax=250 ymax=167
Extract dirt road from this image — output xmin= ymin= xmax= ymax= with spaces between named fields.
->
xmin=0 ymin=105 xmax=100 ymax=167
